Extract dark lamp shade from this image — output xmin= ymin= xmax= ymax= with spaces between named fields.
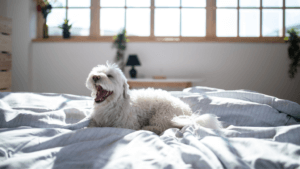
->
xmin=126 ymin=55 xmax=141 ymax=66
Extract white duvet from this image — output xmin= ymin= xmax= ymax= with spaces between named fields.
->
xmin=0 ymin=87 xmax=300 ymax=169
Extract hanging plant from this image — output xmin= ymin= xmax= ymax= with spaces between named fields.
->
xmin=112 ymin=29 xmax=129 ymax=72
xmin=286 ymin=28 xmax=300 ymax=79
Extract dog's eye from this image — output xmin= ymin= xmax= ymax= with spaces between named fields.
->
xmin=107 ymin=74 xmax=113 ymax=78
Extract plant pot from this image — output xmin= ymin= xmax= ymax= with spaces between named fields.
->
xmin=43 ymin=20 xmax=49 ymax=39
xmin=63 ymin=31 xmax=70 ymax=39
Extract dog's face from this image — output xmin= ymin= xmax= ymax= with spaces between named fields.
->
xmin=86 ymin=62 xmax=129 ymax=105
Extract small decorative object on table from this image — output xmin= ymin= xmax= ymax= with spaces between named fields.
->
xmin=153 ymin=76 xmax=166 ymax=79
xmin=286 ymin=28 xmax=300 ymax=79
xmin=59 ymin=19 xmax=72 ymax=39
xmin=36 ymin=0 xmax=52 ymax=38
xmin=126 ymin=54 xmax=141 ymax=78
xmin=113 ymin=29 xmax=129 ymax=72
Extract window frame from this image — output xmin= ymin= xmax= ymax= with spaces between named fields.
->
xmin=34 ymin=0 xmax=298 ymax=43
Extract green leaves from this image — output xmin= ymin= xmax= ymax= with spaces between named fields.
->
xmin=286 ymin=28 xmax=300 ymax=79
xmin=112 ymin=28 xmax=128 ymax=51
xmin=287 ymin=28 xmax=300 ymax=35
xmin=58 ymin=19 xmax=72 ymax=31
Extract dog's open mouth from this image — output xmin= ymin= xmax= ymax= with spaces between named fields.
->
xmin=95 ymin=85 xmax=113 ymax=103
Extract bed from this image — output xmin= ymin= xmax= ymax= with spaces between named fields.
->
xmin=0 ymin=86 xmax=300 ymax=169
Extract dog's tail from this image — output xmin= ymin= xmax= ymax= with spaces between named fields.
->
xmin=171 ymin=114 xmax=222 ymax=130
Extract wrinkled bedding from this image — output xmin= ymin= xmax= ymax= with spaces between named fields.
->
xmin=0 ymin=87 xmax=300 ymax=169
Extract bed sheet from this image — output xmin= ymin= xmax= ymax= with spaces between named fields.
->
xmin=0 ymin=87 xmax=300 ymax=169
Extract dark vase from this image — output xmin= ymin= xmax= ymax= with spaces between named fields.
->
xmin=129 ymin=66 xmax=137 ymax=78
xmin=43 ymin=19 xmax=49 ymax=38
xmin=63 ymin=31 xmax=70 ymax=39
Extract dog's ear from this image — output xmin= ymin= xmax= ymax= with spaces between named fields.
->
xmin=123 ymin=81 xmax=130 ymax=99
xmin=86 ymin=75 xmax=93 ymax=91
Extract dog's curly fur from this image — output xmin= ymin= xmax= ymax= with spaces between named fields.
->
xmin=86 ymin=62 xmax=222 ymax=135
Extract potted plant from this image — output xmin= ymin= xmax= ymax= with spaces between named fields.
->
xmin=36 ymin=0 xmax=52 ymax=38
xmin=112 ymin=29 xmax=129 ymax=72
xmin=59 ymin=19 xmax=72 ymax=39
xmin=286 ymin=28 xmax=300 ymax=79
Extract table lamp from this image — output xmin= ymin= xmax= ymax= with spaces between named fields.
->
xmin=126 ymin=54 xmax=141 ymax=78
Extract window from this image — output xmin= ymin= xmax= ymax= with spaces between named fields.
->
xmin=100 ymin=0 xmax=150 ymax=36
xmin=48 ymin=0 xmax=91 ymax=36
xmin=36 ymin=0 xmax=300 ymax=42
xmin=216 ymin=0 xmax=283 ymax=37
xmin=155 ymin=0 xmax=206 ymax=37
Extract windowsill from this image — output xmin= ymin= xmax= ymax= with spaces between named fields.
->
xmin=31 ymin=36 xmax=286 ymax=43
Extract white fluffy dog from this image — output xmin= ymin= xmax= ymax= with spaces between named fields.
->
xmin=86 ymin=62 xmax=221 ymax=135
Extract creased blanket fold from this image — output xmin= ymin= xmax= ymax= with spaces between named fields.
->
xmin=0 ymin=88 xmax=300 ymax=169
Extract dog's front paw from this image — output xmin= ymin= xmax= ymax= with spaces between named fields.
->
xmin=87 ymin=118 xmax=98 ymax=127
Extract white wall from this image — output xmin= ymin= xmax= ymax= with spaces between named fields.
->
xmin=1 ymin=0 xmax=299 ymax=104
xmin=0 ymin=0 xmax=7 ymax=17
xmin=32 ymin=42 xmax=300 ymax=104
xmin=1 ymin=0 xmax=36 ymax=92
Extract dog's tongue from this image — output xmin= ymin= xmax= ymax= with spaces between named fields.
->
xmin=96 ymin=86 xmax=105 ymax=101
xmin=95 ymin=86 xmax=109 ymax=102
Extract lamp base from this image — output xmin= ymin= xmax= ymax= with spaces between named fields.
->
xmin=129 ymin=66 xmax=137 ymax=78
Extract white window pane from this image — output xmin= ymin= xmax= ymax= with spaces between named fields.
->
xmin=182 ymin=0 xmax=206 ymax=7
xmin=51 ymin=0 xmax=66 ymax=7
xmin=263 ymin=0 xmax=282 ymax=7
xmin=127 ymin=0 xmax=150 ymax=7
xmin=286 ymin=0 xmax=300 ymax=7
xmin=101 ymin=0 xmax=125 ymax=7
xmin=239 ymin=0 xmax=260 ymax=7
xmin=126 ymin=9 xmax=150 ymax=36
xmin=68 ymin=9 xmax=90 ymax=36
xmin=155 ymin=0 xmax=180 ymax=7
xmin=239 ymin=9 xmax=260 ymax=37
xmin=47 ymin=9 xmax=66 ymax=36
xmin=217 ymin=9 xmax=237 ymax=37
xmin=262 ymin=9 xmax=283 ymax=36
xmin=286 ymin=9 xmax=300 ymax=36
xmin=217 ymin=0 xmax=237 ymax=7
xmin=100 ymin=9 xmax=125 ymax=36
xmin=181 ymin=9 xmax=206 ymax=37
xmin=68 ymin=0 xmax=90 ymax=7
xmin=155 ymin=9 xmax=180 ymax=36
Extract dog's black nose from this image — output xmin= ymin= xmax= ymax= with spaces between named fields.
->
xmin=93 ymin=76 xmax=100 ymax=82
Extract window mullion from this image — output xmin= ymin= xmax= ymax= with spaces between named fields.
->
xmin=66 ymin=0 xmax=68 ymax=19
xmin=237 ymin=0 xmax=239 ymax=37
xmin=206 ymin=0 xmax=216 ymax=38
xmin=283 ymin=0 xmax=285 ymax=37
xmin=125 ymin=0 xmax=127 ymax=29
xmin=91 ymin=0 xmax=100 ymax=37
xmin=150 ymin=0 xmax=154 ymax=38
xmin=260 ymin=0 xmax=262 ymax=37
xmin=180 ymin=0 xmax=182 ymax=37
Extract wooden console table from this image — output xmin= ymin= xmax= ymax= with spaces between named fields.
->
xmin=127 ymin=78 xmax=202 ymax=89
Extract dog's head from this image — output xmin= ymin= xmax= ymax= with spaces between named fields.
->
xmin=86 ymin=62 xmax=130 ymax=105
